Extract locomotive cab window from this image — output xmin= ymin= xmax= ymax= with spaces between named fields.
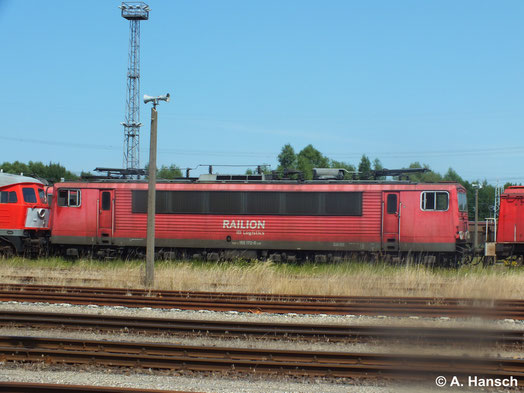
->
xmin=386 ymin=194 xmax=397 ymax=214
xmin=22 ymin=187 xmax=37 ymax=203
xmin=421 ymin=191 xmax=449 ymax=211
xmin=458 ymin=192 xmax=468 ymax=212
xmin=38 ymin=188 xmax=46 ymax=204
xmin=57 ymin=189 xmax=81 ymax=207
xmin=9 ymin=191 xmax=17 ymax=203
xmin=0 ymin=191 xmax=18 ymax=204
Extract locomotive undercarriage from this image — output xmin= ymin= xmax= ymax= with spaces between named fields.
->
xmin=49 ymin=243 xmax=474 ymax=267
xmin=0 ymin=232 xmax=48 ymax=258
xmin=490 ymin=243 xmax=524 ymax=266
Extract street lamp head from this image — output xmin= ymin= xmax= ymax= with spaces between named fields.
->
xmin=144 ymin=93 xmax=170 ymax=107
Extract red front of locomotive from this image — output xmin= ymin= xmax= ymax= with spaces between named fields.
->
xmin=50 ymin=179 xmax=468 ymax=260
xmin=0 ymin=173 xmax=50 ymax=254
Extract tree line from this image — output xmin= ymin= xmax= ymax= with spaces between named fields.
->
xmin=1 ymin=144 xmax=512 ymax=221
xmin=0 ymin=161 xmax=80 ymax=184
xmin=0 ymin=161 xmax=183 ymax=183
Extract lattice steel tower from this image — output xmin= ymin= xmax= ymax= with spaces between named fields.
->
xmin=120 ymin=2 xmax=150 ymax=171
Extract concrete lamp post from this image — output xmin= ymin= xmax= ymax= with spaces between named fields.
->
xmin=143 ymin=93 xmax=170 ymax=288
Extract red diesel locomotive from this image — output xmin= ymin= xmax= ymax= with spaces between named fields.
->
xmin=48 ymin=174 xmax=470 ymax=264
xmin=0 ymin=172 xmax=50 ymax=256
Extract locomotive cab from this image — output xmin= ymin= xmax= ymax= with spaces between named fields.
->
xmin=0 ymin=173 xmax=50 ymax=255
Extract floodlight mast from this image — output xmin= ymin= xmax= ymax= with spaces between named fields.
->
xmin=120 ymin=2 xmax=150 ymax=172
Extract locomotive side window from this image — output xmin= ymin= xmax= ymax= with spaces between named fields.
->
xmin=57 ymin=190 xmax=67 ymax=206
xmin=38 ymin=188 xmax=46 ymax=204
xmin=9 ymin=191 xmax=17 ymax=203
xmin=57 ymin=189 xmax=81 ymax=207
xmin=0 ymin=191 xmax=18 ymax=204
xmin=69 ymin=190 xmax=80 ymax=206
xmin=22 ymin=187 xmax=37 ymax=203
xmin=421 ymin=191 xmax=449 ymax=211
xmin=458 ymin=192 xmax=468 ymax=212
xmin=436 ymin=193 xmax=448 ymax=210
xmin=386 ymin=194 xmax=397 ymax=214
xmin=424 ymin=192 xmax=435 ymax=209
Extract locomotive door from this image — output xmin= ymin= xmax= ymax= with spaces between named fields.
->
xmin=382 ymin=192 xmax=400 ymax=251
xmin=98 ymin=190 xmax=114 ymax=244
xmin=516 ymin=197 xmax=524 ymax=242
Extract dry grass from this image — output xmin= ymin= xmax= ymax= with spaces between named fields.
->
xmin=0 ymin=257 xmax=523 ymax=299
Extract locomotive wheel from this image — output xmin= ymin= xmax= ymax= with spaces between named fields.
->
xmin=510 ymin=256 xmax=524 ymax=267
xmin=0 ymin=244 xmax=15 ymax=259
xmin=460 ymin=254 xmax=473 ymax=265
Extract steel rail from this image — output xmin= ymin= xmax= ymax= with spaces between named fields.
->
xmin=3 ymin=291 xmax=523 ymax=318
xmin=0 ymin=310 xmax=523 ymax=346
xmin=1 ymin=336 xmax=523 ymax=382
xmin=1 ymin=275 xmax=103 ymax=284
xmin=0 ymin=382 xmax=194 ymax=393
xmin=0 ymin=284 xmax=523 ymax=318
xmin=0 ymin=276 xmax=448 ymax=291
xmin=3 ymin=283 xmax=524 ymax=306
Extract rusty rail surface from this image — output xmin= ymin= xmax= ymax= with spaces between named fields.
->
xmin=0 ymin=283 xmax=523 ymax=319
xmin=0 ymin=335 xmax=523 ymax=382
xmin=0 ymin=310 xmax=523 ymax=346
xmin=0 ymin=382 xmax=194 ymax=393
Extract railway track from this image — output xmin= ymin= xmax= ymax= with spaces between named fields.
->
xmin=0 ymin=382 xmax=193 ymax=393
xmin=1 ymin=310 xmax=523 ymax=346
xmin=0 ymin=283 xmax=523 ymax=319
xmin=1 ymin=335 xmax=523 ymax=382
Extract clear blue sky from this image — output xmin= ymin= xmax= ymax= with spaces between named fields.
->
xmin=1 ymin=0 xmax=523 ymax=183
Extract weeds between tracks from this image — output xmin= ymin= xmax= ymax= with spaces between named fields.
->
xmin=0 ymin=257 xmax=523 ymax=299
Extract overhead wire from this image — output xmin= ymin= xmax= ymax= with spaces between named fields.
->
xmin=3 ymin=135 xmax=524 ymax=160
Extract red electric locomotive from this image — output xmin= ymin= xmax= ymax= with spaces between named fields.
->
xmin=0 ymin=172 xmax=50 ymax=256
xmin=49 ymin=172 xmax=470 ymax=264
